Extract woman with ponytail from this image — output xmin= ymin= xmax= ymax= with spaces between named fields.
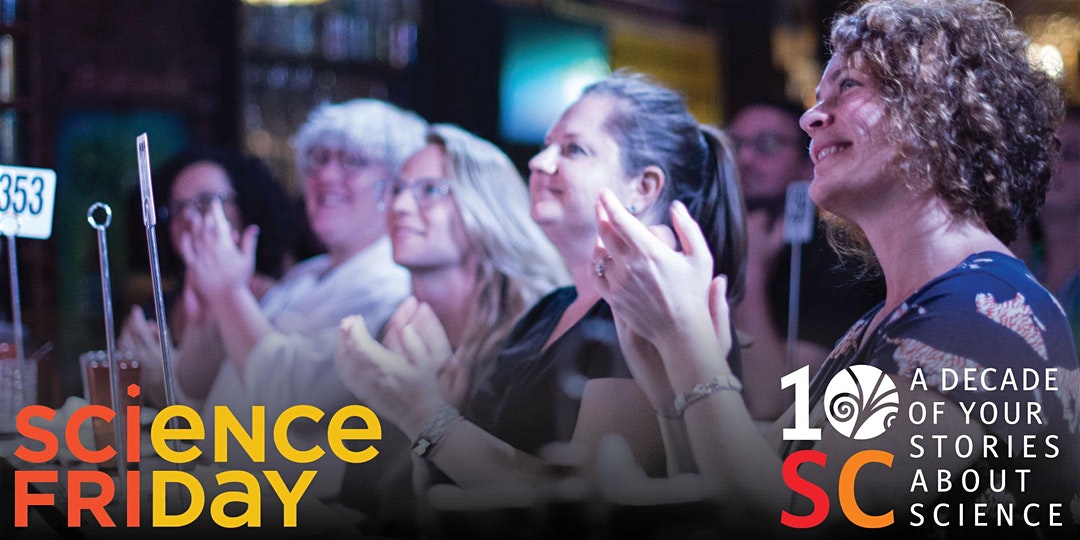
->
xmin=336 ymin=71 xmax=747 ymax=488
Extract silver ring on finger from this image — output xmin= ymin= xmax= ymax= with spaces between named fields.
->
xmin=594 ymin=254 xmax=613 ymax=278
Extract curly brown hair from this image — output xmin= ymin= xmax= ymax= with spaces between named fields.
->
xmin=824 ymin=0 xmax=1063 ymax=266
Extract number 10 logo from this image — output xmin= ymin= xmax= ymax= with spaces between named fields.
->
xmin=779 ymin=365 xmax=900 ymax=528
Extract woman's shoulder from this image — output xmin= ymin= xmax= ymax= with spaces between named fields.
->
xmin=866 ymin=251 xmax=1076 ymax=382
xmin=897 ymin=251 xmax=1067 ymax=329
xmin=918 ymin=251 xmax=1049 ymax=303
xmin=507 ymin=286 xmax=577 ymax=334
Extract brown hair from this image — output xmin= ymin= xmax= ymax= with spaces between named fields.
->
xmin=825 ymin=0 xmax=1064 ymax=269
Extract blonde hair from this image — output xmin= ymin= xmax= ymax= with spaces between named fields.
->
xmin=428 ymin=124 xmax=570 ymax=399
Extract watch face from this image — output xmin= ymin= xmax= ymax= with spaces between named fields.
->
xmin=413 ymin=438 xmax=432 ymax=457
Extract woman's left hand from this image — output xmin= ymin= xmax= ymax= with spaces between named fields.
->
xmin=336 ymin=315 xmax=445 ymax=439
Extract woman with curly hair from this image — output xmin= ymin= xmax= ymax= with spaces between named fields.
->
xmin=593 ymin=0 xmax=1080 ymax=537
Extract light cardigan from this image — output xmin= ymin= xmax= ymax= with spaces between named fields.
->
xmin=193 ymin=237 xmax=410 ymax=499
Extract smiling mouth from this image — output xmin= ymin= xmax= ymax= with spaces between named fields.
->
xmin=391 ymin=226 xmax=424 ymax=238
xmin=314 ymin=194 xmax=350 ymax=208
xmin=533 ymin=186 xmax=562 ymax=198
xmin=814 ymin=143 xmax=851 ymax=164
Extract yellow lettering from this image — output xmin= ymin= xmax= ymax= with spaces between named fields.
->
xmin=210 ymin=470 xmax=261 ymax=528
xmin=214 ymin=406 xmax=265 ymax=463
xmin=274 ymin=405 xmax=324 ymax=463
xmin=265 ymin=470 xmax=317 ymax=527
xmin=151 ymin=406 xmax=203 ymax=463
xmin=328 ymin=405 xmax=381 ymax=463
xmin=152 ymin=471 xmax=204 ymax=526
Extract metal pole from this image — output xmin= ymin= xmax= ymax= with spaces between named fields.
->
xmin=787 ymin=243 xmax=802 ymax=374
xmin=135 ymin=134 xmax=187 ymax=510
xmin=6 ymin=233 xmax=22 ymax=364
xmin=87 ymin=202 xmax=127 ymax=490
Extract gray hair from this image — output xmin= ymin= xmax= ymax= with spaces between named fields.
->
xmin=427 ymin=123 xmax=570 ymax=398
xmin=292 ymin=98 xmax=428 ymax=174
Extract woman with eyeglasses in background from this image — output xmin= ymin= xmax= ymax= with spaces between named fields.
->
xmin=335 ymin=124 xmax=568 ymax=533
xmin=119 ymin=145 xmax=298 ymax=407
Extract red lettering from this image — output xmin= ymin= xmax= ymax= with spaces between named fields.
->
xmin=68 ymin=470 xmax=115 ymax=527
xmin=126 ymin=469 xmax=140 ymax=526
xmin=780 ymin=449 xmax=829 ymax=528
xmin=68 ymin=405 xmax=114 ymax=463
xmin=126 ymin=403 xmax=141 ymax=463
xmin=14 ymin=470 xmax=56 ymax=526
xmin=14 ymin=405 xmax=57 ymax=463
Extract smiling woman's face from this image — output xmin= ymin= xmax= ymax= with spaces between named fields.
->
xmin=800 ymin=54 xmax=903 ymax=221
xmin=526 ymin=93 xmax=636 ymax=243
xmin=385 ymin=143 xmax=470 ymax=271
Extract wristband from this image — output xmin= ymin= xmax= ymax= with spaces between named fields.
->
xmin=673 ymin=374 xmax=743 ymax=417
xmin=412 ymin=403 xmax=461 ymax=459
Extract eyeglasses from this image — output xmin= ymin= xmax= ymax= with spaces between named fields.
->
xmin=305 ymin=146 xmax=373 ymax=175
xmin=160 ymin=192 xmax=237 ymax=222
xmin=731 ymin=132 xmax=803 ymax=156
xmin=377 ymin=177 xmax=452 ymax=211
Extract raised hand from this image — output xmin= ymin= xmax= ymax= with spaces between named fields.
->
xmin=382 ymin=296 xmax=453 ymax=372
xmin=611 ymin=311 xmax=677 ymax=417
xmin=591 ymin=188 xmax=714 ymax=346
xmin=336 ymin=315 xmax=445 ymax=438
xmin=177 ymin=198 xmax=258 ymax=301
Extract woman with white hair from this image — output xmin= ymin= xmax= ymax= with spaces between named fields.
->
xmin=175 ymin=98 xmax=427 ymax=499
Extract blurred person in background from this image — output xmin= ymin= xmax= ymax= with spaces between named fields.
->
xmin=119 ymin=145 xmax=299 ymax=408
xmin=336 ymin=123 xmax=568 ymax=535
xmin=728 ymin=100 xmax=884 ymax=420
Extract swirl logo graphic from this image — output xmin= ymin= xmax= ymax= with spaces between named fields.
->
xmin=824 ymin=365 xmax=899 ymax=440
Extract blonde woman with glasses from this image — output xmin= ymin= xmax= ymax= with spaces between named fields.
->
xmin=335 ymin=124 xmax=568 ymax=533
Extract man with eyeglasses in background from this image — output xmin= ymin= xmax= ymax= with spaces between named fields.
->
xmin=727 ymin=100 xmax=884 ymax=421
xmin=172 ymin=99 xmax=426 ymax=506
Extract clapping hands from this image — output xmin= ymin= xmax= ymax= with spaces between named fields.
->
xmin=176 ymin=197 xmax=258 ymax=302
xmin=590 ymin=189 xmax=734 ymax=414
xmin=335 ymin=297 xmax=452 ymax=438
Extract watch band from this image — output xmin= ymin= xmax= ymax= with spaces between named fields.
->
xmin=412 ymin=403 xmax=461 ymax=459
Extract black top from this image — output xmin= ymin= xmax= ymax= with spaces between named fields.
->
xmin=468 ymin=286 xmax=742 ymax=455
